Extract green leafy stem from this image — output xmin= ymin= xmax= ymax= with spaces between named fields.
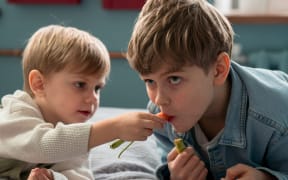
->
xmin=110 ymin=139 xmax=134 ymax=158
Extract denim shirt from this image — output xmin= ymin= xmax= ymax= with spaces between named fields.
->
xmin=149 ymin=61 xmax=288 ymax=180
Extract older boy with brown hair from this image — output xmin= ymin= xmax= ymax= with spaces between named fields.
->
xmin=0 ymin=24 xmax=164 ymax=180
xmin=127 ymin=0 xmax=288 ymax=179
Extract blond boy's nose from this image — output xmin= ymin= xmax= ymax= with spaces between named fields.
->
xmin=86 ymin=91 xmax=98 ymax=104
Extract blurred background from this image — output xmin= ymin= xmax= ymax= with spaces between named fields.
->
xmin=0 ymin=0 xmax=288 ymax=108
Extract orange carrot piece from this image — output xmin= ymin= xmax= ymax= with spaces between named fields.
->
xmin=156 ymin=112 xmax=171 ymax=121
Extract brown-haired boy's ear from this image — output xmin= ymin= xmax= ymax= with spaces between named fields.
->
xmin=213 ymin=52 xmax=230 ymax=86
xmin=29 ymin=70 xmax=45 ymax=97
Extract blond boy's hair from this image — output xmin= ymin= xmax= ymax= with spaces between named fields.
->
xmin=22 ymin=25 xmax=110 ymax=96
xmin=127 ymin=0 xmax=234 ymax=74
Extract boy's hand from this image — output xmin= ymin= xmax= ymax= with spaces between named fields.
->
xmin=167 ymin=146 xmax=208 ymax=180
xmin=221 ymin=164 xmax=276 ymax=180
xmin=28 ymin=168 xmax=54 ymax=180
xmin=115 ymin=112 xmax=165 ymax=141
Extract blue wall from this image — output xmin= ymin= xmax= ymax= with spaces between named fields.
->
xmin=0 ymin=1 xmax=288 ymax=108
xmin=0 ymin=1 xmax=148 ymax=108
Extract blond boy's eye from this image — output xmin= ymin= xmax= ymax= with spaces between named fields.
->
xmin=144 ymin=79 xmax=154 ymax=85
xmin=94 ymin=86 xmax=102 ymax=93
xmin=169 ymin=76 xmax=181 ymax=85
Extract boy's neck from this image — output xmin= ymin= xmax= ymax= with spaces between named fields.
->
xmin=198 ymin=77 xmax=231 ymax=140
xmin=198 ymin=117 xmax=225 ymax=141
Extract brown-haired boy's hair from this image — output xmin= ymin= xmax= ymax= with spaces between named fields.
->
xmin=22 ymin=25 xmax=110 ymax=97
xmin=127 ymin=0 xmax=234 ymax=74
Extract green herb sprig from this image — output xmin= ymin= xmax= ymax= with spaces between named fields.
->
xmin=110 ymin=139 xmax=134 ymax=158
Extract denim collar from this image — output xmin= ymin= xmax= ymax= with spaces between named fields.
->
xmin=218 ymin=62 xmax=248 ymax=148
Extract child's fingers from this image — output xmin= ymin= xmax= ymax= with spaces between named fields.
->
xmin=143 ymin=119 xmax=164 ymax=130
xmin=153 ymin=116 xmax=167 ymax=123
xmin=28 ymin=168 xmax=47 ymax=180
xmin=174 ymin=147 xmax=196 ymax=166
xmin=168 ymin=146 xmax=195 ymax=164
xmin=182 ymin=155 xmax=206 ymax=177
xmin=38 ymin=168 xmax=53 ymax=179
xmin=28 ymin=168 xmax=53 ymax=180
xmin=225 ymin=163 xmax=249 ymax=180
xmin=28 ymin=168 xmax=37 ymax=180
xmin=169 ymin=147 xmax=207 ymax=180
xmin=167 ymin=147 xmax=179 ymax=162
xmin=141 ymin=128 xmax=153 ymax=138
xmin=199 ymin=167 xmax=208 ymax=180
xmin=142 ymin=112 xmax=167 ymax=123
xmin=130 ymin=112 xmax=165 ymax=129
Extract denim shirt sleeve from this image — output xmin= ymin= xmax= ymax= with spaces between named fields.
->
xmin=257 ymin=130 xmax=288 ymax=180
xmin=257 ymin=167 xmax=288 ymax=180
xmin=255 ymin=132 xmax=288 ymax=179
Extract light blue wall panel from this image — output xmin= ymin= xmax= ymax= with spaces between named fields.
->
xmin=0 ymin=1 xmax=288 ymax=108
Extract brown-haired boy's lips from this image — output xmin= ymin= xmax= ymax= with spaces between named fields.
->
xmin=163 ymin=114 xmax=174 ymax=122
xmin=156 ymin=112 xmax=174 ymax=122
xmin=168 ymin=116 xmax=175 ymax=122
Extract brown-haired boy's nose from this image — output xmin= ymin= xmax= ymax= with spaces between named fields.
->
xmin=155 ymin=92 xmax=170 ymax=106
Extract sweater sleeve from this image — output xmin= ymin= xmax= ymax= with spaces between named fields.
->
xmin=0 ymin=114 xmax=91 ymax=163
xmin=0 ymin=91 xmax=92 ymax=163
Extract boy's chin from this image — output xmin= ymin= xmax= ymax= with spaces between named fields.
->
xmin=172 ymin=125 xmax=190 ymax=134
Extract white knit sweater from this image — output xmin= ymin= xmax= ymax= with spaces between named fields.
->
xmin=0 ymin=90 xmax=94 ymax=180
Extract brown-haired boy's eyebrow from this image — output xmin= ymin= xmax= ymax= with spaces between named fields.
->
xmin=139 ymin=65 xmax=186 ymax=79
xmin=165 ymin=66 xmax=185 ymax=75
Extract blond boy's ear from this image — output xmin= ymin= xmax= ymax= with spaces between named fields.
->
xmin=213 ymin=52 xmax=230 ymax=85
xmin=29 ymin=70 xmax=45 ymax=97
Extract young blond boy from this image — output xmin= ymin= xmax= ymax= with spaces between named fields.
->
xmin=0 ymin=25 xmax=164 ymax=179
xmin=127 ymin=0 xmax=288 ymax=179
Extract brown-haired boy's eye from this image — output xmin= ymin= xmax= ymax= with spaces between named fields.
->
xmin=169 ymin=76 xmax=181 ymax=84
xmin=75 ymin=82 xmax=86 ymax=88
